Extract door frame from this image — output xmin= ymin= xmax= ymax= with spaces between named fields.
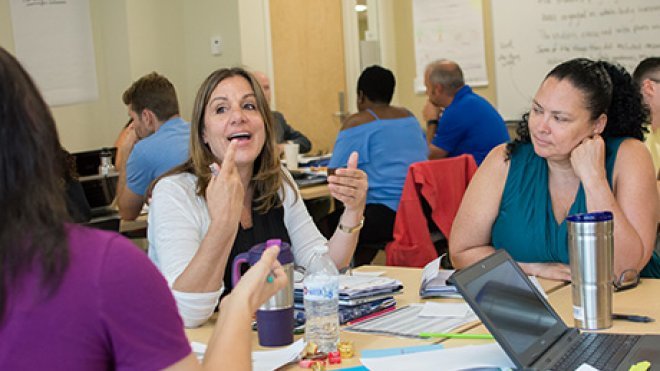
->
xmin=239 ymin=0 xmax=394 ymax=114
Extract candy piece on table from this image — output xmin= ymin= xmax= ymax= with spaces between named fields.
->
xmin=311 ymin=360 xmax=327 ymax=371
xmin=328 ymin=351 xmax=342 ymax=364
xmin=338 ymin=340 xmax=355 ymax=358
xmin=303 ymin=342 xmax=318 ymax=357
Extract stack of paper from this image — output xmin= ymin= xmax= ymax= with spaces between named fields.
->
xmin=294 ymin=274 xmax=403 ymax=324
xmin=419 ymin=256 xmax=460 ymax=298
xmin=294 ymin=274 xmax=403 ymax=306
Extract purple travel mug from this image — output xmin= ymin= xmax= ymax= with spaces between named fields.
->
xmin=232 ymin=239 xmax=295 ymax=347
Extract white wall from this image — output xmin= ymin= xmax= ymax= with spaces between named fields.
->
xmin=0 ymin=0 xmax=242 ymax=152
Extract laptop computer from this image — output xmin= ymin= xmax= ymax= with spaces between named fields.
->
xmin=79 ymin=173 xmax=119 ymax=218
xmin=449 ymin=250 xmax=660 ymax=371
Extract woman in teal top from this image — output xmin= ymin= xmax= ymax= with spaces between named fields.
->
xmin=450 ymin=58 xmax=660 ymax=281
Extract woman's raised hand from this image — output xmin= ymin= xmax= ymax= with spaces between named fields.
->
xmin=570 ymin=134 xmax=607 ymax=187
xmin=327 ymin=151 xmax=367 ymax=213
xmin=206 ymin=140 xmax=244 ymax=226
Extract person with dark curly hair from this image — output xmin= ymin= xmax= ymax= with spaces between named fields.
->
xmin=449 ymin=58 xmax=660 ymax=280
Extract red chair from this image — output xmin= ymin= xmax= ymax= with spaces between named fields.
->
xmin=385 ymin=154 xmax=478 ymax=267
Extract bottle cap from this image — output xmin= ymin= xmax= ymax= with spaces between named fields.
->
xmin=566 ymin=211 xmax=613 ymax=223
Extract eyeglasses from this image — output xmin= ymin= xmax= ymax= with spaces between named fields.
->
xmin=613 ymin=269 xmax=640 ymax=292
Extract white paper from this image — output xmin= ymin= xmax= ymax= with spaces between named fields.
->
xmin=576 ymin=364 xmax=600 ymax=371
xmin=294 ymin=273 xmax=402 ymax=295
xmin=361 ymin=342 xmax=515 ymax=371
xmin=412 ymin=0 xmax=488 ymax=92
xmin=252 ymin=339 xmax=305 ymax=371
xmin=528 ymin=276 xmax=549 ymax=299
xmin=190 ymin=342 xmax=207 ymax=362
xmin=189 ymin=339 xmax=305 ymax=370
xmin=418 ymin=302 xmax=472 ymax=318
xmin=344 ymin=304 xmax=478 ymax=339
xmin=351 ymin=271 xmax=385 ymax=277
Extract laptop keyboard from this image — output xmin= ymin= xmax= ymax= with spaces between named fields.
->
xmin=553 ymin=333 xmax=640 ymax=371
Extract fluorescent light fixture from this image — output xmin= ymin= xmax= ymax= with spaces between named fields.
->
xmin=355 ymin=4 xmax=367 ymax=12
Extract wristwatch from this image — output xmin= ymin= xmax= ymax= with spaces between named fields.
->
xmin=427 ymin=119 xmax=439 ymax=126
xmin=338 ymin=217 xmax=365 ymax=234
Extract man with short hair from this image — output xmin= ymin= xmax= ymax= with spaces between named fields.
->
xmin=253 ymin=71 xmax=312 ymax=153
xmin=633 ymin=57 xmax=660 ymax=176
xmin=424 ymin=60 xmax=509 ymax=165
xmin=116 ymin=72 xmax=190 ymax=220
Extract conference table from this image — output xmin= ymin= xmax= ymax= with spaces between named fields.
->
xmin=184 ymin=265 xmax=570 ymax=369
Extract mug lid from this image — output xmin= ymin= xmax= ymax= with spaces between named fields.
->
xmin=248 ymin=239 xmax=294 ymax=265
xmin=566 ymin=211 xmax=613 ymax=223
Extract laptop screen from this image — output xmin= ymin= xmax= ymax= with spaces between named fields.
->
xmin=80 ymin=174 xmax=118 ymax=210
xmin=450 ymin=250 xmax=569 ymax=368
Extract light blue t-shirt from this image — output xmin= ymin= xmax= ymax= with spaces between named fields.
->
xmin=329 ymin=112 xmax=428 ymax=211
xmin=432 ymin=85 xmax=509 ymax=165
xmin=126 ymin=117 xmax=190 ymax=196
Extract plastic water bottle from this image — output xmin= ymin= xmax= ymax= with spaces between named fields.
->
xmin=303 ymin=246 xmax=340 ymax=353
xmin=98 ymin=148 xmax=115 ymax=176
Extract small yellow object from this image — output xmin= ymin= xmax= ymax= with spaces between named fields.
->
xmin=310 ymin=360 xmax=326 ymax=371
xmin=338 ymin=340 xmax=355 ymax=359
xmin=303 ymin=342 xmax=318 ymax=357
xmin=629 ymin=361 xmax=651 ymax=371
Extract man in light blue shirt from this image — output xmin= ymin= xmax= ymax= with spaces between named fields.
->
xmin=116 ymin=72 xmax=190 ymax=220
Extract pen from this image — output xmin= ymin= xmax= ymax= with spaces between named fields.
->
xmin=419 ymin=332 xmax=494 ymax=339
xmin=612 ymin=313 xmax=655 ymax=323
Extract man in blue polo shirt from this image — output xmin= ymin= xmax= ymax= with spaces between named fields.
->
xmin=424 ymin=60 xmax=509 ymax=165
xmin=116 ymin=72 xmax=190 ymax=220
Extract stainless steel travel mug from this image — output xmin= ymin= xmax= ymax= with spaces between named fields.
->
xmin=567 ymin=211 xmax=613 ymax=330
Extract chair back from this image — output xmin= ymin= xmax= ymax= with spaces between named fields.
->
xmin=385 ymin=154 xmax=478 ymax=267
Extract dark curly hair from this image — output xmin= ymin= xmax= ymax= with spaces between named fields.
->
xmin=506 ymin=58 xmax=648 ymax=158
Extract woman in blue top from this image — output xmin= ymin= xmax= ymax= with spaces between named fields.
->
xmin=450 ymin=58 xmax=660 ymax=281
xmin=322 ymin=65 xmax=428 ymax=266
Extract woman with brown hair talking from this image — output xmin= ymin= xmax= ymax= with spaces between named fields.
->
xmin=147 ymin=67 xmax=368 ymax=327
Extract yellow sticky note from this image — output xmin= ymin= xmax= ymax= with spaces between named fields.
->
xmin=628 ymin=361 xmax=651 ymax=371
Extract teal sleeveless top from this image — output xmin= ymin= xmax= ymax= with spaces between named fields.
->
xmin=492 ymin=138 xmax=660 ymax=277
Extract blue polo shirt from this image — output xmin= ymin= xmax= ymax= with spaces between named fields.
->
xmin=126 ymin=117 xmax=190 ymax=196
xmin=432 ymin=85 xmax=509 ymax=165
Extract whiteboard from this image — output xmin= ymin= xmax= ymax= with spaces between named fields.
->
xmin=412 ymin=0 xmax=488 ymax=93
xmin=492 ymin=1 xmax=660 ymax=120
